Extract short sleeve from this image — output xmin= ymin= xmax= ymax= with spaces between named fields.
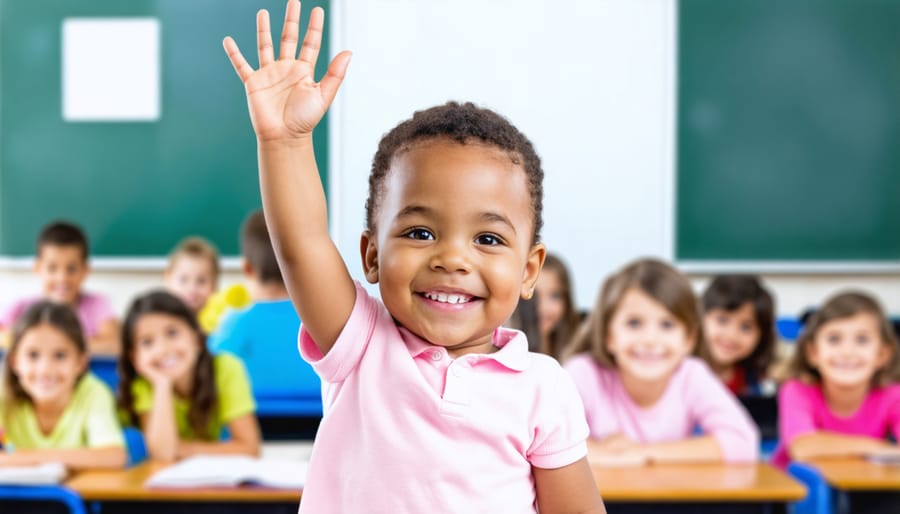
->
xmin=84 ymin=293 xmax=116 ymax=323
xmin=215 ymin=353 xmax=256 ymax=424
xmin=298 ymin=282 xmax=377 ymax=383
xmin=778 ymin=379 xmax=820 ymax=444
xmin=684 ymin=359 xmax=759 ymax=462
xmin=528 ymin=368 xmax=589 ymax=469
xmin=0 ymin=298 xmax=30 ymax=330
xmin=81 ymin=377 xmax=125 ymax=448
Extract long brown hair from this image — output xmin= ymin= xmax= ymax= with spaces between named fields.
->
xmin=1 ymin=302 xmax=88 ymax=425
xmin=117 ymin=290 xmax=218 ymax=439
xmin=539 ymin=253 xmax=582 ymax=358
xmin=562 ymin=258 xmax=702 ymax=366
xmin=785 ymin=291 xmax=900 ymax=387
xmin=696 ymin=274 xmax=776 ymax=381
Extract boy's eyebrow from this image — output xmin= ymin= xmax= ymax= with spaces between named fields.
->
xmin=396 ymin=205 xmax=517 ymax=234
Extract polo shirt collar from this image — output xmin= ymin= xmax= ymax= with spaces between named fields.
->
xmin=400 ymin=326 xmax=530 ymax=372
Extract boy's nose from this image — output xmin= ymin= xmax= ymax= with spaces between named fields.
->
xmin=429 ymin=240 xmax=471 ymax=273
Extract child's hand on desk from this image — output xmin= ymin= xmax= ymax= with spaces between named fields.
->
xmin=222 ymin=0 xmax=352 ymax=142
xmin=0 ymin=450 xmax=41 ymax=467
xmin=587 ymin=435 xmax=649 ymax=467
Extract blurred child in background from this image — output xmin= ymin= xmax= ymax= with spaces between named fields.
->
xmin=534 ymin=253 xmax=582 ymax=359
xmin=0 ymin=221 xmax=119 ymax=355
xmin=0 ymin=302 xmax=125 ymax=469
xmin=772 ymin=291 xmax=900 ymax=468
xmin=564 ymin=258 xmax=758 ymax=466
xmin=697 ymin=275 xmax=776 ymax=396
xmin=117 ymin=291 xmax=260 ymax=462
xmin=208 ymin=210 xmax=320 ymax=414
xmin=164 ymin=236 xmax=220 ymax=315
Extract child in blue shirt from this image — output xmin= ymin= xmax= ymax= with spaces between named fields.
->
xmin=208 ymin=210 xmax=321 ymax=414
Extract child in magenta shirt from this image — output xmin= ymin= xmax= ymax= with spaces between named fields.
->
xmin=221 ymin=2 xmax=604 ymax=512
xmin=772 ymin=291 xmax=900 ymax=468
xmin=0 ymin=221 xmax=119 ymax=354
xmin=564 ymin=259 xmax=759 ymax=466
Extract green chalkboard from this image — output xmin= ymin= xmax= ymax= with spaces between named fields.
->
xmin=0 ymin=0 xmax=329 ymax=256
xmin=677 ymin=0 xmax=900 ymax=262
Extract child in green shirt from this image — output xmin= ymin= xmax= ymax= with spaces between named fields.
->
xmin=0 ymin=301 xmax=126 ymax=469
xmin=117 ymin=290 xmax=260 ymax=462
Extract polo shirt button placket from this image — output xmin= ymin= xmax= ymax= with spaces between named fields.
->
xmin=430 ymin=350 xmax=442 ymax=361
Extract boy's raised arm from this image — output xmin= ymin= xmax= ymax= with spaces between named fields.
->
xmin=223 ymin=1 xmax=354 ymax=353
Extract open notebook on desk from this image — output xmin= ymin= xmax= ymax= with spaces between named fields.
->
xmin=0 ymin=462 xmax=67 ymax=485
xmin=145 ymin=455 xmax=307 ymax=489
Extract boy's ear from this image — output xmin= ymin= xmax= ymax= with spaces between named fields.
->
xmin=519 ymin=243 xmax=546 ymax=300
xmin=241 ymin=257 xmax=255 ymax=278
xmin=360 ymin=231 xmax=379 ymax=284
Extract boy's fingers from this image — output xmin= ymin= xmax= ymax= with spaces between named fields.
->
xmin=297 ymin=6 xmax=324 ymax=70
xmin=223 ymin=37 xmax=254 ymax=82
xmin=257 ymin=9 xmax=275 ymax=67
xmin=318 ymin=51 xmax=352 ymax=108
xmin=278 ymin=0 xmax=301 ymax=60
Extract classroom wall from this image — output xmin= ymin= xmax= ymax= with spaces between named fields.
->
xmin=1 ymin=0 xmax=897 ymax=318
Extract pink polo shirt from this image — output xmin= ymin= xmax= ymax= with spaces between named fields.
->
xmin=564 ymin=354 xmax=759 ymax=462
xmin=0 ymin=293 xmax=115 ymax=338
xmin=771 ymin=379 xmax=900 ymax=468
xmin=298 ymin=283 xmax=588 ymax=514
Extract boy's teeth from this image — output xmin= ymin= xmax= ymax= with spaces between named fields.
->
xmin=426 ymin=292 xmax=471 ymax=304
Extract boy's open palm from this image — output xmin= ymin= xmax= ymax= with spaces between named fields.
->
xmin=223 ymin=0 xmax=351 ymax=141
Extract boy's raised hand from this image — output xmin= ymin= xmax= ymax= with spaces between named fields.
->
xmin=223 ymin=0 xmax=351 ymax=142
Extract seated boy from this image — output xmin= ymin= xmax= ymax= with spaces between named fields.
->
xmin=208 ymin=210 xmax=321 ymax=415
xmin=0 ymin=221 xmax=119 ymax=354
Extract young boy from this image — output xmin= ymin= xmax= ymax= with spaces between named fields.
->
xmin=164 ymin=236 xmax=220 ymax=314
xmin=207 ymin=210 xmax=320 ymax=413
xmin=0 ymin=221 xmax=119 ymax=354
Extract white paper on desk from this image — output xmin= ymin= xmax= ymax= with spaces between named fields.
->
xmin=145 ymin=455 xmax=307 ymax=489
xmin=0 ymin=462 xmax=67 ymax=485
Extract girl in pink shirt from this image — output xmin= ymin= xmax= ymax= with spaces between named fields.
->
xmin=772 ymin=291 xmax=900 ymax=468
xmin=222 ymin=2 xmax=605 ymax=512
xmin=564 ymin=259 xmax=759 ymax=466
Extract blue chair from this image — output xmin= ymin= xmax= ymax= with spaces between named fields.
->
xmin=777 ymin=318 xmax=803 ymax=342
xmin=0 ymin=485 xmax=86 ymax=514
xmin=123 ymin=427 xmax=147 ymax=466
xmin=787 ymin=462 xmax=838 ymax=514
xmin=88 ymin=356 xmax=118 ymax=391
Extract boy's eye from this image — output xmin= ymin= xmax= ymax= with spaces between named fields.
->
xmin=403 ymin=228 xmax=434 ymax=240
xmin=474 ymin=234 xmax=503 ymax=246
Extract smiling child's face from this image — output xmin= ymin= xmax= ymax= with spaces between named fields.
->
xmin=12 ymin=323 xmax=87 ymax=407
xmin=362 ymin=139 xmax=545 ymax=357
xmin=34 ymin=244 xmax=88 ymax=305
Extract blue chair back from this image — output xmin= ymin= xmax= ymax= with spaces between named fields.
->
xmin=0 ymin=485 xmax=86 ymax=514
xmin=787 ymin=462 xmax=835 ymax=514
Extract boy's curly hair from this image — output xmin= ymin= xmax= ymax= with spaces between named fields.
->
xmin=365 ymin=101 xmax=544 ymax=244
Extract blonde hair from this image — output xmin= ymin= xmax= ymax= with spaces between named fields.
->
xmin=167 ymin=237 xmax=221 ymax=279
xmin=785 ymin=291 xmax=900 ymax=387
xmin=562 ymin=258 xmax=702 ymax=366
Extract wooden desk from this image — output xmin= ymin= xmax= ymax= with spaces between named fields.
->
xmin=594 ymin=462 xmax=806 ymax=514
xmin=808 ymin=457 xmax=900 ymax=491
xmin=65 ymin=462 xmax=300 ymax=503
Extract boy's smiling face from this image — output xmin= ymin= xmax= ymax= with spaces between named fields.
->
xmin=362 ymin=139 xmax=545 ymax=357
xmin=34 ymin=244 xmax=88 ymax=306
